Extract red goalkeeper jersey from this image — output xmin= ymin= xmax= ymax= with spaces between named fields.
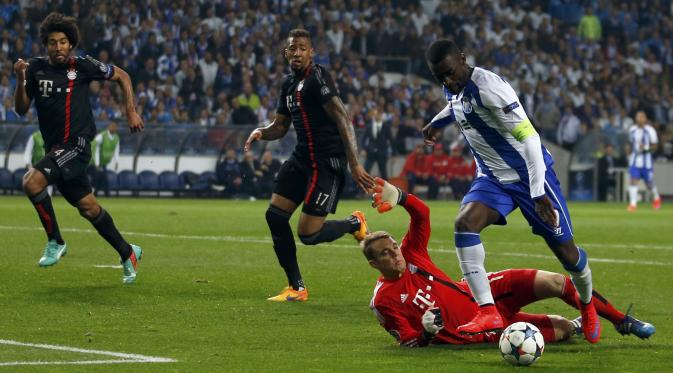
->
xmin=369 ymin=194 xmax=488 ymax=346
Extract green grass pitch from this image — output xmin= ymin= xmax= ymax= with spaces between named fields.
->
xmin=1 ymin=195 xmax=671 ymax=371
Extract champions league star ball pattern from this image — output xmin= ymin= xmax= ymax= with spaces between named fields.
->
xmin=498 ymin=322 xmax=545 ymax=366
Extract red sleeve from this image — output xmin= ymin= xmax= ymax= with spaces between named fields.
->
xmin=373 ymin=299 xmax=430 ymax=347
xmin=399 ymin=194 xmax=431 ymax=263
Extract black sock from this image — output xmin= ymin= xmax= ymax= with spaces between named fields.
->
xmin=298 ymin=217 xmax=357 ymax=245
xmin=90 ymin=208 xmax=132 ymax=261
xmin=29 ymin=189 xmax=64 ymax=245
xmin=266 ymin=205 xmax=303 ymax=290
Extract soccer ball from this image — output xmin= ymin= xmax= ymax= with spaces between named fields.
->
xmin=498 ymin=322 xmax=544 ymax=366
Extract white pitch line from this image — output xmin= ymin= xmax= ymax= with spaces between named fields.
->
xmin=0 ymin=225 xmax=270 ymax=244
xmin=3 ymin=225 xmax=670 ymax=266
xmin=93 ymin=265 xmax=123 ymax=269
xmin=0 ymin=360 xmax=148 ymax=366
xmin=0 ymin=339 xmax=176 ymax=365
xmin=3 ymin=224 xmax=673 ymax=251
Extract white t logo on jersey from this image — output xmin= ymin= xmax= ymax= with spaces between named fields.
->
xmin=39 ymin=80 xmax=53 ymax=97
xmin=411 ymin=288 xmax=435 ymax=310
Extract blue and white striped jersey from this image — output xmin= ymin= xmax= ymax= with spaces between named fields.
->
xmin=628 ymin=124 xmax=658 ymax=169
xmin=430 ymin=67 xmax=554 ymax=195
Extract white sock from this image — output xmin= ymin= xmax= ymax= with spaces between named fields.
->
xmin=564 ymin=247 xmax=593 ymax=304
xmin=456 ymin=243 xmax=494 ymax=305
xmin=569 ymin=265 xmax=593 ymax=304
xmin=651 ymin=185 xmax=660 ymax=200
xmin=629 ymin=185 xmax=638 ymax=206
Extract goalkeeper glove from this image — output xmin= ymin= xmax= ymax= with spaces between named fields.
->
xmin=371 ymin=177 xmax=406 ymax=213
xmin=421 ymin=308 xmax=444 ymax=335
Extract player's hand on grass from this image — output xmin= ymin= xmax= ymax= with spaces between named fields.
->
xmin=351 ymin=164 xmax=375 ymax=193
xmin=243 ymin=128 xmax=262 ymax=152
xmin=14 ymin=58 xmax=29 ymax=81
xmin=422 ymin=308 xmax=444 ymax=334
xmin=534 ymin=194 xmax=559 ymax=228
xmin=422 ymin=123 xmax=442 ymax=146
xmin=371 ymin=177 xmax=402 ymax=213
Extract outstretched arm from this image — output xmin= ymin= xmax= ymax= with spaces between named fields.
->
xmin=323 ymin=96 xmax=375 ymax=192
xmin=109 ymin=67 xmax=144 ymax=133
xmin=372 ymin=177 xmax=431 ymax=253
xmin=243 ymin=113 xmax=291 ymax=151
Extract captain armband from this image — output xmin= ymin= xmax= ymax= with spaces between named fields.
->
xmin=511 ymin=119 xmax=537 ymax=142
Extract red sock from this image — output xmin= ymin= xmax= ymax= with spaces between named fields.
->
xmin=560 ymin=276 xmax=625 ymax=325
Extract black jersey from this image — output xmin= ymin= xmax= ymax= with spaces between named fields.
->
xmin=276 ymin=63 xmax=345 ymax=159
xmin=25 ymin=55 xmax=115 ymax=150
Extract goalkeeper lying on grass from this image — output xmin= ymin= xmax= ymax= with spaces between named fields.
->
xmin=363 ymin=177 xmax=655 ymax=346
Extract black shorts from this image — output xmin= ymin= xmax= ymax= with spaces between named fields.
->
xmin=33 ymin=137 xmax=93 ymax=205
xmin=274 ymin=154 xmax=346 ymax=217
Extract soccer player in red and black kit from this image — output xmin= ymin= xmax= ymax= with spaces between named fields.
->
xmin=362 ymin=178 xmax=655 ymax=346
xmin=244 ymin=29 xmax=375 ymax=301
xmin=13 ymin=13 xmax=144 ymax=284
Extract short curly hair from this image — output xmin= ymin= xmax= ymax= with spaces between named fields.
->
xmin=360 ymin=231 xmax=394 ymax=260
xmin=39 ymin=12 xmax=80 ymax=48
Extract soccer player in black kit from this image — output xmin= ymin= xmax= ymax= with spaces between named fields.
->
xmin=13 ymin=13 xmax=144 ymax=284
xmin=244 ymin=29 xmax=376 ymax=301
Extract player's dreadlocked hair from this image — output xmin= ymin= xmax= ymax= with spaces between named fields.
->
xmin=425 ymin=39 xmax=462 ymax=64
xmin=288 ymin=28 xmax=311 ymax=41
xmin=39 ymin=12 xmax=80 ymax=48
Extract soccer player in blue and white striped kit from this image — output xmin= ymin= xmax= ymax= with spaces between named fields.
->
xmin=422 ymin=39 xmax=601 ymax=343
xmin=626 ymin=110 xmax=661 ymax=211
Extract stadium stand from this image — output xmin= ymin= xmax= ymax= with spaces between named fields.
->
xmin=1 ymin=0 xmax=672 ymax=199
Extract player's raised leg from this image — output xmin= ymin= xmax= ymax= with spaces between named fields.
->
xmin=297 ymin=212 xmax=367 ymax=246
xmin=75 ymin=194 xmax=142 ymax=284
xmin=23 ymin=168 xmax=68 ymax=267
xmin=454 ymin=202 xmax=504 ymax=334
xmin=296 ymin=160 xmax=368 ymax=245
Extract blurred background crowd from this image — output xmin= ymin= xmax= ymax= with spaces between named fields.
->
xmin=2 ymin=0 xmax=673 ymax=199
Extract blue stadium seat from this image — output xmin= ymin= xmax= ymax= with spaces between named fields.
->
xmin=118 ymin=170 xmax=139 ymax=191
xmin=105 ymin=170 xmax=119 ymax=191
xmin=199 ymin=171 xmax=215 ymax=183
xmin=0 ymin=168 xmax=13 ymax=193
xmin=12 ymin=168 xmax=27 ymax=191
xmin=159 ymin=171 xmax=181 ymax=190
xmin=138 ymin=170 xmax=159 ymax=190
xmin=179 ymin=171 xmax=198 ymax=189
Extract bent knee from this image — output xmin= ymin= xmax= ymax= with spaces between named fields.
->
xmin=22 ymin=169 xmax=46 ymax=194
xmin=78 ymin=205 xmax=101 ymax=221
xmin=266 ymin=205 xmax=291 ymax=225
xmin=454 ymin=213 xmax=481 ymax=232
xmin=298 ymin=232 xmax=321 ymax=245
xmin=534 ymin=270 xmax=566 ymax=298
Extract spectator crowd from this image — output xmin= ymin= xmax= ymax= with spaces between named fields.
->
xmin=1 ymin=0 xmax=673 ymax=196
